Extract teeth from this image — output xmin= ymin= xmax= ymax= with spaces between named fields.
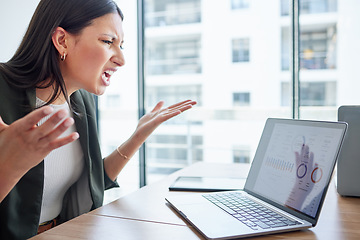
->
xmin=102 ymin=73 xmax=108 ymax=82
xmin=104 ymin=70 xmax=115 ymax=76
xmin=102 ymin=69 xmax=117 ymax=86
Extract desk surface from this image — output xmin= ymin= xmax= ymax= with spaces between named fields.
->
xmin=32 ymin=162 xmax=360 ymax=240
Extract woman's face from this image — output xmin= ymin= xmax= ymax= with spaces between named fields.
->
xmin=62 ymin=13 xmax=125 ymax=96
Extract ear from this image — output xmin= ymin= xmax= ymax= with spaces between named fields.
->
xmin=52 ymin=27 xmax=68 ymax=56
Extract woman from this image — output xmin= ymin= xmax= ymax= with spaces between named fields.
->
xmin=0 ymin=0 xmax=196 ymax=238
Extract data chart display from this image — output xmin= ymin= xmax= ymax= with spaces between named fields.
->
xmin=253 ymin=123 xmax=343 ymax=217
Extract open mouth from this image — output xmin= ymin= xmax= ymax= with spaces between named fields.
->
xmin=101 ymin=70 xmax=115 ymax=86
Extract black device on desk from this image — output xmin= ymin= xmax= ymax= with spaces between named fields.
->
xmin=337 ymin=105 xmax=360 ymax=197
xmin=169 ymin=176 xmax=245 ymax=192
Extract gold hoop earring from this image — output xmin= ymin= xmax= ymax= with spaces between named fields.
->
xmin=60 ymin=53 xmax=66 ymax=61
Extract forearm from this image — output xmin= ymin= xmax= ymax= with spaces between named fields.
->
xmin=104 ymin=132 xmax=145 ymax=181
xmin=0 ymin=164 xmax=25 ymax=203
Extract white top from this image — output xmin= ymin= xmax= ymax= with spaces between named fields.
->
xmin=36 ymin=98 xmax=84 ymax=224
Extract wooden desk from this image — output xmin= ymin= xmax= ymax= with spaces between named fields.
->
xmin=32 ymin=162 xmax=360 ymax=240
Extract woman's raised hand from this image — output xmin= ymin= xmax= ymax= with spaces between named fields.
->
xmin=103 ymin=99 xmax=196 ymax=182
xmin=133 ymin=100 xmax=197 ymax=143
xmin=0 ymin=106 xmax=79 ymax=202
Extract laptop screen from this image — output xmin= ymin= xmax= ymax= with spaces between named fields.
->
xmin=244 ymin=119 xmax=347 ymax=220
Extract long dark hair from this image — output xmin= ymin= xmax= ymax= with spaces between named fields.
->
xmin=0 ymin=0 xmax=123 ymax=106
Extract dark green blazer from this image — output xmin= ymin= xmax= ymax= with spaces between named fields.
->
xmin=0 ymin=74 xmax=118 ymax=239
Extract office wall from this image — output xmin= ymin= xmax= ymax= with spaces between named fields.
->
xmin=0 ymin=0 xmax=40 ymax=62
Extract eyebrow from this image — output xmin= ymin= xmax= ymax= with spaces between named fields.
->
xmin=101 ymin=33 xmax=117 ymax=40
xmin=101 ymin=33 xmax=124 ymax=44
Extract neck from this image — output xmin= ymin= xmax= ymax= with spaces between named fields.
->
xmin=36 ymin=87 xmax=68 ymax=105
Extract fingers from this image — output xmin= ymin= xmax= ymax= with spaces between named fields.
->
xmin=301 ymin=144 xmax=310 ymax=162
xmin=309 ymin=152 xmax=314 ymax=165
xmin=33 ymin=109 xmax=80 ymax=152
xmin=168 ymin=100 xmax=197 ymax=110
xmin=150 ymin=100 xmax=196 ymax=117
xmin=13 ymin=107 xmax=79 ymax=152
xmin=15 ymin=106 xmax=54 ymax=132
xmin=48 ymin=132 xmax=79 ymax=149
xmin=159 ymin=101 xmax=196 ymax=120
xmin=161 ymin=100 xmax=196 ymax=115
xmin=32 ymin=109 xmax=69 ymax=139
xmin=167 ymin=100 xmax=192 ymax=108
xmin=150 ymin=101 xmax=164 ymax=113
xmin=295 ymin=144 xmax=312 ymax=165
xmin=37 ymin=117 xmax=78 ymax=145
xmin=177 ymin=102 xmax=195 ymax=112
xmin=140 ymin=100 xmax=196 ymax=129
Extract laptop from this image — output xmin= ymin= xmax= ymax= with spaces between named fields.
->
xmin=337 ymin=106 xmax=360 ymax=196
xmin=166 ymin=118 xmax=347 ymax=239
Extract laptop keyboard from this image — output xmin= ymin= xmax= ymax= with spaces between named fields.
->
xmin=203 ymin=192 xmax=302 ymax=230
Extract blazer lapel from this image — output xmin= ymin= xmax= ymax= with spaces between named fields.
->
xmin=71 ymin=91 xmax=90 ymax=170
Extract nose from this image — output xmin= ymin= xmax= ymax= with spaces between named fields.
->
xmin=112 ymin=47 xmax=125 ymax=67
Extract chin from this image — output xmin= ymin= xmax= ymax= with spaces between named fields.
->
xmin=94 ymin=90 xmax=106 ymax=96
xmin=86 ymin=86 xmax=106 ymax=96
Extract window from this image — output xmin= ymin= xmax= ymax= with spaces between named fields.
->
xmin=300 ymin=28 xmax=337 ymax=70
xmin=281 ymin=0 xmax=337 ymax=16
xmin=281 ymin=27 xmax=337 ymax=71
xmin=146 ymin=38 xmax=201 ymax=75
xmin=280 ymin=0 xmax=290 ymax=16
xmin=104 ymin=94 xmax=121 ymax=108
xmin=147 ymin=134 xmax=203 ymax=181
xmin=232 ymin=38 xmax=250 ymax=62
xmin=300 ymin=82 xmax=336 ymax=106
xmin=144 ymin=0 xmax=288 ymax=185
xmin=147 ymin=85 xmax=202 ymax=109
xmin=231 ymin=0 xmax=250 ymax=10
xmin=96 ymin=0 xmax=360 ymax=192
xmin=300 ymin=0 xmax=337 ymax=14
xmin=233 ymin=92 xmax=250 ymax=106
xmin=233 ymin=147 xmax=250 ymax=163
xmin=281 ymin=81 xmax=336 ymax=106
xmin=145 ymin=0 xmax=201 ymax=27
